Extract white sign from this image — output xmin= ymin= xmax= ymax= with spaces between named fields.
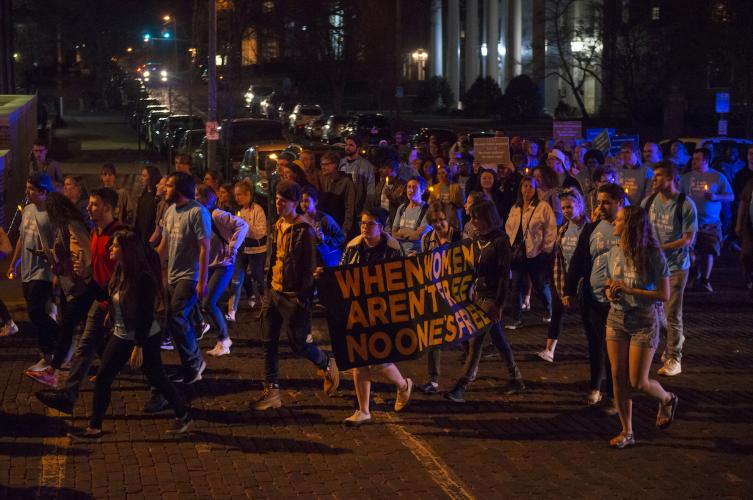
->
xmin=473 ymin=137 xmax=510 ymax=166
xmin=206 ymin=121 xmax=219 ymax=141
xmin=718 ymin=119 xmax=728 ymax=136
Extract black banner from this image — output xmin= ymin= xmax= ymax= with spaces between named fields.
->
xmin=318 ymin=240 xmax=492 ymax=369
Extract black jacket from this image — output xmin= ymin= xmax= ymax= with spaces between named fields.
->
xmin=265 ymin=217 xmax=317 ymax=299
xmin=473 ymin=228 xmax=511 ymax=307
xmin=340 ymin=233 xmax=403 ymax=265
xmin=564 ymin=221 xmax=599 ymax=299
xmin=109 ymin=269 xmax=158 ymax=346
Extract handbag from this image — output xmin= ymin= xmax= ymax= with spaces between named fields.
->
xmin=510 ymin=204 xmax=537 ymax=266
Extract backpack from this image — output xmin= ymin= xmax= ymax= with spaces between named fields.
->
xmin=644 ymin=192 xmax=687 ymax=229
xmin=396 ymin=202 xmax=429 ymax=230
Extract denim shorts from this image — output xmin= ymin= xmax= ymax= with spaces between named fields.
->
xmin=605 ymin=305 xmax=660 ymax=349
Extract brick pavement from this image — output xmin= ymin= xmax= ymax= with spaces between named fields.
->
xmin=1 ymin=256 xmax=752 ymax=499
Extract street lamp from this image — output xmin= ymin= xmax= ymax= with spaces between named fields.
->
xmin=411 ymin=49 xmax=428 ymax=80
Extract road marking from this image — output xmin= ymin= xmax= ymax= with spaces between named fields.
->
xmin=374 ymin=396 xmax=476 ymax=500
xmin=37 ymin=409 xmax=68 ymax=499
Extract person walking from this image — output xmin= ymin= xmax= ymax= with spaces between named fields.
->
xmin=336 ymin=207 xmax=413 ymax=425
xmin=195 ymin=185 xmax=248 ymax=356
xmin=134 ymin=166 xmax=162 ymax=241
xmin=320 ymin=151 xmax=357 ymax=237
xmin=300 ymin=186 xmax=346 ymax=267
xmin=445 ymin=200 xmax=525 ymax=402
xmin=67 ymin=229 xmax=191 ymax=442
xmin=604 ymin=206 xmax=678 ymax=448
xmin=253 ymin=181 xmax=340 ymax=410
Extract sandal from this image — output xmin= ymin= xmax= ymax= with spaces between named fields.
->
xmin=537 ymin=350 xmax=554 ymax=363
xmin=609 ymin=432 xmax=635 ymax=449
xmin=656 ymin=393 xmax=679 ymax=430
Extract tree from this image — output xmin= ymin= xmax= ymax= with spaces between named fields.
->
xmin=545 ymin=0 xmax=604 ymax=118
xmin=462 ymin=76 xmax=503 ymax=117
xmin=502 ymin=74 xmax=543 ymax=121
xmin=413 ymin=76 xmax=454 ymax=113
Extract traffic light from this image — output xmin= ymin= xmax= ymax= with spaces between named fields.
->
xmin=143 ymin=33 xmax=151 ymax=42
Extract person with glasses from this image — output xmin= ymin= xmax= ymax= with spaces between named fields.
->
xmin=445 ymin=200 xmax=525 ymax=402
xmin=29 ymin=139 xmax=63 ymax=186
xmin=418 ymin=201 xmax=462 ymax=394
xmin=539 ymin=188 xmax=589 ymax=362
xmin=337 ymin=207 xmax=413 ymax=425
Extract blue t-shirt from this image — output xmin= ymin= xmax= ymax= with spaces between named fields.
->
xmin=606 ymin=246 xmax=669 ymax=311
xmin=589 ymin=220 xmax=620 ymax=303
xmin=560 ymin=220 xmax=585 ymax=268
xmin=20 ymin=204 xmax=54 ymax=283
xmin=679 ymin=170 xmax=732 ymax=226
xmin=162 ymin=200 xmax=212 ymax=285
xmin=619 ymin=165 xmax=653 ymax=206
xmin=641 ymin=194 xmax=698 ymax=272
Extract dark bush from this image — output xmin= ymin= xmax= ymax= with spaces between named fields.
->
xmin=462 ymin=76 xmax=503 ymax=117
xmin=501 ymin=74 xmax=543 ymax=121
xmin=413 ymin=76 xmax=454 ymax=113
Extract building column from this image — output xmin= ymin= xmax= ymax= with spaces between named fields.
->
xmin=447 ymin=0 xmax=460 ymax=107
xmin=531 ymin=0 xmax=546 ymax=94
xmin=506 ymin=0 xmax=522 ymax=82
xmin=465 ymin=0 xmax=480 ymax=91
xmin=430 ymin=0 xmax=443 ymax=77
xmin=486 ymin=0 xmax=499 ymax=84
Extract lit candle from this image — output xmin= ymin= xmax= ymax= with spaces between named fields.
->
xmin=624 ymin=186 xmax=629 ymax=194
xmin=16 ymin=205 xmax=22 ymax=212
xmin=524 ymin=167 xmax=530 ymax=175
xmin=429 ymin=186 xmax=434 ymax=192
xmin=385 ymin=176 xmax=389 ymax=185
xmin=703 ymin=183 xmax=709 ymax=192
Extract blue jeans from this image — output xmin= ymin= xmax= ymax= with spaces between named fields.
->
xmin=229 ymin=253 xmax=265 ymax=311
xmin=166 ymin=279 xmax=203 ymax=376
xmin=202 ymin=266 xmax=234 ymax=341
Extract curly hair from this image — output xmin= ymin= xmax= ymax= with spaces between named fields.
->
xmin=620 ymin=206 xmax=661 ymax=278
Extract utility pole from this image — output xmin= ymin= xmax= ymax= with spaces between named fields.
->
xmin=0 ymin=0 xmax=15 ymax=93
xmin=207 ymin=0 xmax=218 ymax=171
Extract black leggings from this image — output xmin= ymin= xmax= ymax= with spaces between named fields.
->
xmin=90 ymin=333 xmax=186 ymax=429
xmin=0 ymin=298 xmax=11 ymax=324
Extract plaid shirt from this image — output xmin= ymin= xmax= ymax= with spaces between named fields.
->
xmin=552 ymin=218 xmax=589 ymax=299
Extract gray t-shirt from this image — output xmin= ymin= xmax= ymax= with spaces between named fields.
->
xmin=20 ymin=204 xmax=54 ymax=283
xmin=619 ymin=165 xmax=653 ymax=206
xmin=162 ymin=200 xmax=211 ymax=285
xmin=641 ymin=194 xmax=697 ymax=272
xmin=392 ymin=203 xmax=430 ymax=254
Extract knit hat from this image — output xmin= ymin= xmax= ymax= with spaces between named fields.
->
xmin=276 ymin=180 xmax=302 ymax=202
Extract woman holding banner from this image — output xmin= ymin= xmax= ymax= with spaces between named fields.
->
xmin=445 ymin=200 xmax=525 ymax=403
xmin=339 ymin=207 xmax=414 ymax=425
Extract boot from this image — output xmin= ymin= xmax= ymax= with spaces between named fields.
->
xmin=253 ymin=383 xmax=281 ymax=410
xmin=502 ymin=364 xmax=525 ymax=395
xmin=444 ymin=379 xmax=469 ymax=403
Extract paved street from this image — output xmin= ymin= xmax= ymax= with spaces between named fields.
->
xmin=1 ymin=111 xmax=752 ymax=499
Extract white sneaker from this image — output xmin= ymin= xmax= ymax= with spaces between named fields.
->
xmin=0 ymin=320 xmax=18 ymax=337
xmin=658 ymin=359 xmax=682 ymax=376
xmin=247 ymin=297 xmax=257 ymax=309
xmin=49 ymin=303 xmax=59 ymax=323
xmin=206 ymin=339 xmax=232 ymax=357
xmin=343 ymin=410 xmax=372 ymax=426
xmin=27 ymin=357 xmax=51 ymax=372
xmin=225 ymin=310 xmax=236 ymax=322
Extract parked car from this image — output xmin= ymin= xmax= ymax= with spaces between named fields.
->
xmin=259 ymin=92 xmax=289 ymax=120
xmin=244 ymin=85 xmax=275 ymax=114
xmin=145 ymin=110 xmax=171 ymax=145
xmin=321 ymin=114 xmax=350 ymax=144
xmin=288 ymin=104 xmax=322 ymax=134
xmin=159 ymin=115 xmax=205 ymax=153
xmin=410 ymin=127 xmax=458 ymax=148
xmin=176 ymin=129 xmax=206 ymax=156
xmin=217 ymin=118 xmax=287 ymax=175
xmin=342 ymin=113 xmax=391 ymax=145
xmin=305 ymin=115 xmax=328 ymax=141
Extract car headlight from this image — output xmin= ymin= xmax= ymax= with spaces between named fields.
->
xmin=160 ymin=69 xmax=168 ymax=77
xmin=143 ymin=70 xmax=151 ymax=78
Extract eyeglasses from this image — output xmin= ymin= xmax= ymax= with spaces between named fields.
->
xmin=32 ymin=148 xmax=46 ymax=153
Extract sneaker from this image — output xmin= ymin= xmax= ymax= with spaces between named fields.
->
xmin=444 ymin=384 xmax=466 ymax=403
xmin=143 ymin=393 xmax=170 ymax=413
xmin=395 ymin=378 xmax=413 ymax=412
xmin=0 ymin=320 xmax=18 ymax=337
xmin=502 ymin=378 xmax=526 ymax=395
xmin=658 ymin=359 xmax=682 ymax=377
xmin=35 ymin=390 xmax=74 ymax=414
xmin=505 ymin=320 xmax=523 ymax=330
xmin=537 ymin=350 xmax=554 ymax=363
xmin=197 ymin=322 xmax=210 ymax=341
xmin=343 ymin=410 xmax=372 ymax=426
xmin=166 ymin=413 xmax=192 ymax=435
xmin=253 ymin=384 xmax=282 ymax=410
xmin=542 ymin=314 xmax=552 ymax=324
xmin=27 ymin=357 xmax=51 ymax=373
xmin=320 ymin=357 xmax=340 ymax=396
xmin=521 ymin=300 xmax=531 ymax=312
xmin=184 ymin=360 xmax=206 ymax=385
xmin=67 ymin=428 xmax=102 ymax=443
xmin=225 ymin=310 xmax=236 ymax=322
xmin=160 ymin=337 xmax=175 ymax=351
xmin=586 ymin=390 xmax=603 ymax=406
xmin=25 ymin=367 xmax=59 ymax=388
xmin=305 ymin=333 xmax=314 ymax=344
xmin=206 ymin=339 xmax=232 ymax=357
xmin=419 ymin=381 xmax=440 ymax=394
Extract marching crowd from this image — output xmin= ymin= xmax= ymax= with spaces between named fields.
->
xmin=2 ymin=131 xmax=752 ymax=449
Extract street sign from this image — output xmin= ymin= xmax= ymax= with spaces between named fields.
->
xmin=715 ymin=92 xmax=730 ymax=114
xmin=718 ymin=119 xmax=728 ymax=136
xmin=553 ymin=121 xmax=582 ymax=141
xmin=592 ymin=129 xmax=611 ymax=155
xmin=474 ymin=136 xmax=510 ymax=166
xmin=395 ymin=86 xmax=404 ymax=98
xmin=206 ymin=121 xmax=219 ymax=141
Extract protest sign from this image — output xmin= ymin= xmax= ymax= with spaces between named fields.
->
xmin=318 ymin=240 xmax=492 ymax=369
xmin=474 ymin=137 xmax=510 ymax=166
xmin=592 ymin=129 xmax=611 ymax=155
xmin=553 ymin=121 xmax=582 ymax=141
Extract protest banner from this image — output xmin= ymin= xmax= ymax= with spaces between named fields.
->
xmin=318 ymin=240 xmax=492 ymax=369
xmin=592 ymin=129 xmax=611 ymax=155
xmin=474 ymin=136 xmax=510 ymax=166
xmin=553 ymin=121 xmax=582 ymax=141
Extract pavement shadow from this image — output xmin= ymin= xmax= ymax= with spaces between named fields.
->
xmin=195 ymin=406 xmax=329 ymax=427
xmin=0 ymin=486 xmax=92 ymax=500
xmin=186 ymin=430 xmax=353 ymax=455
xmin=0 ymin=441 xmax=90 ymax=458
xmin=0 ymin=412 xmax=68 ymax=439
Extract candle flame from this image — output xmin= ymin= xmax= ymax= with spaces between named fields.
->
xmin=385 ymin=176 xmax=389 ymax=185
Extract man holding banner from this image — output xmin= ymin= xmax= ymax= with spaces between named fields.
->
xmin=338 ymin=207 xmax=413 ymax=426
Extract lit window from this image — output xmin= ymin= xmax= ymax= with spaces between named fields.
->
xmin=651 ymin=6 xmax=660 ymax=20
